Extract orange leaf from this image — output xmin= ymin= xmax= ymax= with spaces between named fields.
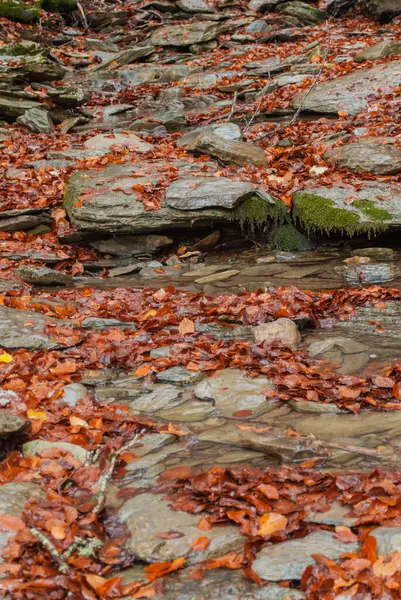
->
xmin=0 ymin=515 xmax=25 ymax=532
xmin=145 ymin=557 xmax=186 ymax=581
xmin=258 ymin=513 xmax=288 ymax=537
xmin=179 ymin=318 xmax=195 ymax=335
xmin=70 ymin=416 xmax=88 ymax=428
xmin=191 ymin=537 xmax=210 ymax=551
xmin=198 ymin=515 xmax=212 ymax=531
xmin=373 ymin=551 xmax=401 ymax=578
xmin=51 ymin=526 xmax=66 ymax=540
xmin=135 ymin=364 xmax=150 ymax=377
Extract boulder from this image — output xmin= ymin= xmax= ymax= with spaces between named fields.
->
xmin=17 ymin=108 xmax=54 ymax=133
xmin=116 ymin=492 xmax=245 ymax=563
xmin=151 ymin=21 xmax=225 ymax=46
xmin=176 ymin=0 xmax=214 ymax=13
xmin=187 ymin=133 xmax=268 ymax=167
xmin=277 ymin=1 xmax=327 ymax=24
xmin=360 ymin=0 xmax=401 ymax=22
xmin=176 ymin=123 xmax=243 ymax=148
xmin=0 ymin=94 xmax=43 ymax=119
xmin=16 ymin=266 xmax=73 ymax=286
xmin=2 ymin=55 xmax=67 ymax=83
xmin=324 ymin=139 xmax=401 ymax=175
xmin=253 ymin=531 xmax=359 ymax=581
xmin=64 ymin=162 xmax=280 ymax=234
xmin=0 ymin=0 xmax=41 ymax=22
xmin=292 ymin=60 xmax=401 ymax=115
xmin=47 ymin=85 xmax=90 ymax=108
xmin=0 ymin=412 xmax=29 ymax=437
xmin=253 ymin=318 xmax=301 ymax=348
xmin=292 ymin=183 xmax=401 ymax=235
xmin=354 ymin=39 xmax=401 ymax=62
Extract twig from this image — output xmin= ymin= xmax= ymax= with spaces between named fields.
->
xmin=226 ymin=91 xmax=238 ymax=122
xmin=29 ymin=527 xmax=70 ymax=574
xmin=77 ymin=1 xmax=89 ymax=30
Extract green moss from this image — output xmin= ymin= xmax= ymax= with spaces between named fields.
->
xmin=42 ymin=0 xmax=77 ymax=12
xmin=0 ymin=0 xmax=41 ymax=23
xmin=231 ymin=194 xmax=287 ymax=233
xmin=27 ymin=224 xmax=52 ymax=235
xmin=353 ymin=199 xmax=392 ymax=222
xmin=293 ymin=192 xmax=391 ymax=237
xmin=269 ymin=223 xmax=314 ymax=252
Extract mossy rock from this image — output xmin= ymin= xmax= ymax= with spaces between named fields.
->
xmin=2 ymin=41 xmax=44 ymax=56
xmin=292 ymin=186 xmax=395 ymax=237
xmin=42 ymin=0 xmax=77 ymax=12
xmin=269 ymin=223 xmax=314 ymax=252
xmin=0 ymin=0 xmax=41 ymax=23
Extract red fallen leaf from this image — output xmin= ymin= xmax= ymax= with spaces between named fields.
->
xmin=335 ymin=526 xmax=358 ymax=543
xmin=135 ymin=364 xmax=151 ymax=377
xmin=232 ymin=409 xmax=253 ymax=417
xmin=50 ymin=361 xmax=77 ymax=376
xmin=203 ymin=552 xmax=243 ymax=570
xmin=373 ymin=551 xmax=401 ymax=578
xmin=85 ymin=574 xmax=109 ymax=592
xmin=191 ymin=536 xmax=210 ymax=551
xmin=179 ymin=317 xmax=195 ymax=335
xmin=393 ymin=382 xmax=401 ymax=400
xmin=339 ymin=387 xmax=362 ymax=399
xmin=160 ymin=466 xmax=192 ymax=480
xmin=258 ymin=512 xmax=288 ymax=537
xmin=0 ymin=515 xmax=25 ymax=532
xmin=156 ymin=531 xmax=185 ymax=540
xmin=198 ymin=516 xmax=212 ymax=531
xmin=257 ymin=484 xmax=279 ymax=500
xmin=145 ymin=557 xmax=186 ymax=581
xmin=362 ymin=535 xmax=377 ymax=563
xmin=372 ymin=376 xmax=395 ymax=388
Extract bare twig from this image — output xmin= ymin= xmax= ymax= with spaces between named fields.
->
xmin=77 ymin=1 xmax=89 ymax=30
xmin=226 ymin=91 xmax=238 ymax=122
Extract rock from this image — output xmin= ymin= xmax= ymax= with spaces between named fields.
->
xmin=151 ymin=21 xmax=225 ymax=47
xmin=92 ymin=46 xmax=155 ymax=71
xmin=61 ymin=383 xmax=88 ymax=407
xmin=277 ymin=1 xmax=327 ymax=24
xmin=16 ymin=266 xmax=73 ymax=286
xmin=194 ymin=269 xmax=240 ymax=283
xmin=305 ymin=503 xmax=357 ymax=527
xmin=156 ymin=367 xmax=204 ymax=385
xmin=253 ymin=318 xmax=301 ymax=348
xmin=0 ymin=94 xmax=43 ymax=119
xmin=194 ymin=369 xmax=274 ymax=417
xmin=292 ymin=60 xmax=401 ymax=115
xmin=81 ymin=317 xmax=132 ymax=329
xmin=0 ymin=305 xmax=79 ymax=350
xmin=248 ymin=0 xmax=281 ymax=10
xmin=149 ymin=568 xmax=306 ymax=599
xmin=176 ymin=123 xmax=243 ymax=147
xmin=288 ymin=399 xmax=343 ymax=413
xmin=294 ymin=411 xmax=401 ymax=440
xmin=181 ymin=265 xmax=231 ymax=279
xmin=191 ymin=231 xmax=220 ymax=251
xmin=354 ymin=39 xmax=401 ymax=62
xmin=3 ymin=55 xmax=67 ymax=83
xmin=16 ymin=107 xmax=53 ymax=133
xmin=360 ymin=0 xmax=401 ymax=22
xmin=371 ymin=527 xmax=401 ymax=555
xmin=166 ymin=177 xmax=257 ymax=211
xmin=84 ymin=132 xmax=153 ymax=154
xmin=187 ymin=133 xmax=268 ymax=167
xmin=177 ymin=0 xmax=214 ymax=13
xmin=307 ymin=337 xmax=369 ymax=375
xmin=324 ymin=139 xmax=401 ymax=175
xmin=253 ymin=530 xmax=359 ymax=581
xmin=0 ymin=482 xmax=44 ymax=560
xmin=0 ymin=1 xmax=41 ymax=23
xmin=0 ymin=411 xmax=28 ymax=436
xmin=64 ymin=162 xmax=278 ymax=234
xmin=116 ymin=492 xmax=245 ymax=562
xmin=351 ymin=247 xmax=394 ymax=261
xmin=0 ymin=213 xmax=51 ymax=233
xmin=90 ymin=235 xmax=173 ymax=257
xmin=130 ymin=385 xmax=181 ymax=412
xmin=47 ymin=85 xmax=90 ymax=108
xmin=22 ymin=440 xmax=89 ymax=462
xmin=292 ymin=184 xmax=401 ymax=236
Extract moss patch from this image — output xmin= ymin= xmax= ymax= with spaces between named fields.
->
xmin=42 ymin=0 xmax=77 ymax=12
xmin=231 ymin=194 xmax=287 ymax=233
xmin=0 ymin=0 xmax=41 ymax=23
xmin=293 ymin=192 xmax=391 ymax=236
xmin=270 ymin=224 xmax=314 ymax=252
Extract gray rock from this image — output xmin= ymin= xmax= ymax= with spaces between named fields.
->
xmin=277 ymin=1 xmax=327 ymax=23
xmin=156 ymin=367 xmax=205 ymax=385
xmin=0 ymin=411 xmax=28 ymax=436
xmin=288 ymin=399 xmax=343 ymax=413
xmin=305 ymin=503 xmax=357 ymax=527
xmin=92 ymin=45 xmax=155 ymax=71
xmin=324 ymin=139 xmax=401 ymax=175
xmin=194 ymin=369 xmax=275 ymax=417
xmin=61 ymin=383 xmax=88 ymax=407
xmin=0 ymin=305 xmax=79 ymax=350
xmin=84 ymin=132 xmax=153 ymax=154
xmin=0 ymin=213 xmax=51 ymax=233
xmin=187 ymin=133 xmax=267 ymax=167
xmin=360 ymin=0 xmax=401 ymax=22
xmin=194 ymin=269 xmax=240 ymax=283
xmin=0 ymin=95 xmax=43 ymax=119
xmin=253 ymin=318 xmax=301 ymax=348
xmin=17 ymin=108 xmax=53 ymax=133
xmin=248 ymin=0 xmax=283 ymax=10
xmin=22 ymin=440 xmax=89 ymax=462
xmin=176 ymin=123 xmax=242 ymax=147
xmin=371 ymin=527 xmax=401 ymax=555
xmin=81 ymin=317 xmax=133 ymax=330
xmin=292 ymin=60 xmax=401 ymax=115
xmin=151 ymin=21 xmax=225 ymax=46
xmin=130 ymin=385 xmax=181 ymax=412
xmin=354 ymin=39 xmax=401 ymax=62
xmin=253 ymin=531 xmax=359 ymax=581
xmin=16 ymin=266 xmax=73 ymax=286
xmin=47 ymin=85 xmax=90 ymax=108
xmin=117 ymin=492 xmax=245 ymax=562
xmin=1 ymin=54 xmax=66 ymax=83
xmin=295 ymin=411 xmax=401 ymax=440
xmin=177 ymin=0 xmax=214 ymax=12
xmin=166 ymin=177 xmax=258 ymax=210
xmin=90 ymin=235 xmax=173 ymax=256
xmin=292 ymin=183 xmax=401 ymax=235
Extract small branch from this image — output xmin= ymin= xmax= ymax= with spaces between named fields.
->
xmin=77 ymin=1 xmax=89 ymax=30
xmin=30 ymin=527 xmax=70 ymax=574
xmin=226 ymin=91 xmax=238 ymax=123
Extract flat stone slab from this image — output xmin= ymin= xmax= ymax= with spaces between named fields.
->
xmin=295 ymin=411 xmax=401 ymax=440
xmin=151 ymin=21 xmax=224 ymax=46
xmin=165 ymin=177 xmax=257 ymax=211
xmin=292 ymin=60 xmax=401 ymax=115
xmin=371 ymin=527 xmax=401 ymax=555
xmin=194 ymin=369 xmax=274 ymax=417
xmin=325 ymin=139 xmax=401 ymax=175
xmin=22 ymin=440 xmax=89 ymax=462
xmin=253 ymin=530 xmax=359 ymax=581
xmin=117 ymin=492 xmax=245 ymax=562
xmin=305 ymin=503 xmax=357 ymax=527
